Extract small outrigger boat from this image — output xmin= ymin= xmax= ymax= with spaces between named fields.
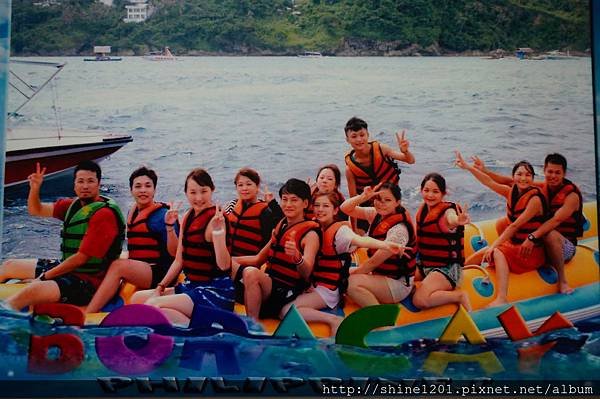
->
xmin=1 ymin=202 xmax=598 ymax=344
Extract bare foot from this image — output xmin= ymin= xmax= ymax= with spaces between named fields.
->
xmin=459 ymin=291 xmax=472 ymax=312
xmin=486 ymin=297 xmax=508 ymax=308
xmin=559 ymin=282 xmax=574 ymax=295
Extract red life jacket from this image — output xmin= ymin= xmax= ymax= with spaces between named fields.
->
xmin=312 ymin=221 xmax=351 ymax=291
xmin=416 ymin=201 xmax=464 ymax=268
xmin=127 ymin=202 xmax=171 ymax=265
xmin=266 ymin=219 xmax=321 ymax=289
xmin=344 ymin=140 xmax=400 ymax=195
xmin=542 ymin=179 xmax=584 ymax=245
xmin=367 ymin=208 xmax=417 ymax=281
xmin=226 ymin=200 xmax=269 ymax=256
xmin=506 ymin=185 xmax=547 ymax=244
xmin=181 ymin=206 xmax=225 ymax=282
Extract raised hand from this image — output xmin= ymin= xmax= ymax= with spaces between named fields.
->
xmin=455 ymin=203 xmax=471 ymax=226
xmin=361 ymin=182 xmax=384 ymax=201
xmin=454 ymin=150 xmax=470 ymax=170
xmin=210 ymin=203 xmax=226 ymax=233
xmin=306 ymin=177 xmax=317 ymax=192
xmin=284 ymin=231 xmax=302 ymax=263
xmin=396 ymin=130 xmax=410 ymax=153
xmin=471 ymin=155 xmax=486 ymax=171
xmin=165 ymin=201 xmax=182 ymax=226
xmin=262 ymin=184 xmax=274 ymax=203
xmin=28 ymin=162 xmax=46 ymax=190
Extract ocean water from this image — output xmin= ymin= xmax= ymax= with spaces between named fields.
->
xmin=2 ymin=56 xmax=596 ymax=258
xmin=0 ymin=57 xmax=598 ymax=390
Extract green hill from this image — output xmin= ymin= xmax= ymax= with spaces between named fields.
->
xmin=10 ymin=0 xmax=590 ymax=55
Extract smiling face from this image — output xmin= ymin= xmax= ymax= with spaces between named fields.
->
xmin=316 ymin=168 xmax=337 ymax=194
xmin=74 ymin=170 xmax=100 ymax=203
xmin=280 ymin=193 xmax=308 ymax=221
xmin=131 ymin=175 xmax=156 ymax=209
xmin=185 ymin=178 xmax=213 ymax=213
xmin=345 ymin=128 xmax=369 ymax=152
xmin=421 ymin=179 xmax=445 ymax=208
xmin=373 ymin=188 xmax=401 ymax=217
xmin=313 ymin=195 xmax=338 ymax=226
xmin=513 ymin=165 xmax=534 ymax=191
xmin=544 ymin=162 xmax=565 ymax=189
xmin=236 ymin=175 xmax=259 ymax=202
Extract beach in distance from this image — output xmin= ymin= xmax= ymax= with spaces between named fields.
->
xmin=3 ymin=56 xmax=596 ymax=259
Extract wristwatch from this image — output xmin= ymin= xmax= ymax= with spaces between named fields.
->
xmin=527 ymin=233 xmax=539 ymax=243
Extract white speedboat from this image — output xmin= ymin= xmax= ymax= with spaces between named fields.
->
xmin=143 ymin=47 xmax=176 ymax=61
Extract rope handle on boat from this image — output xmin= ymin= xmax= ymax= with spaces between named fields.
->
xmin=466 ymin=222 xmax=485 ymax=240
xmin=463 ymin=264 xmax=491 ymax=280
xmin=576 ymin=243 xmax=598 ymax=253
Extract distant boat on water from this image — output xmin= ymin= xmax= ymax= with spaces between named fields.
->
xmin=84 ymin=46 xmax=122 ymax=62
xmin=143 ymin=47 xmax=177 ymax=61
xmin=298 ymin=51 xmax=323 ymax=58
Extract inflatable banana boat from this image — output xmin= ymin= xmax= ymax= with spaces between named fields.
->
xmin=1 ymin=202 xmax=598 ymax=342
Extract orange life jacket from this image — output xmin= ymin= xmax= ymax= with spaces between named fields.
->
xmin=226 ymin=200 xmax=269 ymax=256
xmin=126 ymin=202 xmax=172 ymax=265
xmin=506 ymin=185 xmax=547 ymax=244
xmin=542 ymin=179 xmax=584 ymax=245
xmin=312 ymin=221 xmax=352 ymax=291
xmin=344 ymin=140 xmax=400 ymax=195
xmin=266 ymin=219 xmax=321 ymax=289
xmin=367 ymin=208 xmax=417 ymax=281
xmin=181 ymin=206 xmax=226 ymax=282
xmin=416 ymin=202 xmax=464 ymax=268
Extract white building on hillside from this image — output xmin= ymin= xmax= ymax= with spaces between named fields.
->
xmin=124 ymin=0 xmax=154 ymax=23
xmin=98 ymin=0 xmax=113 ymax=6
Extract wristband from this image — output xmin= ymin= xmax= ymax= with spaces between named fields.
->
xmin=165 ymin=223 xmax=175 ymax=227
xmin=294 ymin=256 xmax=304 ymax=266
xmin=212 ymin=229 xmax=225 ymax=236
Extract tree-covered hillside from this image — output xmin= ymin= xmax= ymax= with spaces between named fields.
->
xmin=10 ymin=0 xmax=590 ymax=55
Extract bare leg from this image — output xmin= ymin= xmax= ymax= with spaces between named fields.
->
xmin=146 ymin=293 xmax=194 ymax=326
xmin=86 ymin=259 xmax=154 ymax=313
xmin=465 ymin=248 xmax=486 ymax=266
xmin=412 ymin=271 xmax=471 ymax=311
xmin=242 ymin=267 xmax=272 ymax=319
xmin=543 ymin=231 xmax=573 ymax=294
xmin=131 ymin=287 xmax=175 ymax=304
xmin=280 ymin=291 xmax=343 ymax=336
xmin=0 ymin=259 xmax=37 ymax=283
xmin=487 ymin=249 xmax=510 ymax=307
xmin=346 ymin=274 xmax=396 ymax=307
xmin=5 ymin=280 xmax=61 ymax=310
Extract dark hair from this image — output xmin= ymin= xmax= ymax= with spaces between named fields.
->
xmin=313 ymin=191 xmax=342 ymax=209
xmin=316 ymin=164 xmax=341 ymax=188
xmin=234 ymin=167 xmax=260 ymax=186
xmin=511 ymin=161 xmax=535 ymax=177
xmin=344 ymin=117 xmax=368 ymax=135
xmin=544 ymin=153 xmax=567 ymax=172
xmin=129 ymin=166 xmax=158 ymax=189
xmin=378 ymin=182 xmax=403 ymax=213
xmin=74 ymin=160 xmax=101 ymax=181
xmin=184 ymin=168 xmax=215 ymax=192
xmin=279 ymin=178 xmax=311 ymax=201
xmin=420 ymin=173 xmax=447 ymax=195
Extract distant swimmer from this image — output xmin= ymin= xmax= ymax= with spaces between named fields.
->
xmin=412 ymin=173 xmax=471 ymax=312
xmin=343 ymin=117 xmax=415 ymax=233
xmin=85 ymin=166 xmax=180 ymax=314
xmin=0 ymin=161 xmax=125 ymax=310
xmin=131 ymin=169 xmax=234 ymax=326
xmin=340 ymin=182 xmax=417 ymax=307
xmin=455 ymin=152 xmax=547 ymax=307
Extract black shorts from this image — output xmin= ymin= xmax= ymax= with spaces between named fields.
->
xmin=35 ymin=259 xmax=96 ymax=306
xmin=259 ymin=279 xmax=303 ymax=319
xmin=233 ymin=265 xmax=303 ymax=318
xmin=150 ymin=262 xmax=173 ymax=288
